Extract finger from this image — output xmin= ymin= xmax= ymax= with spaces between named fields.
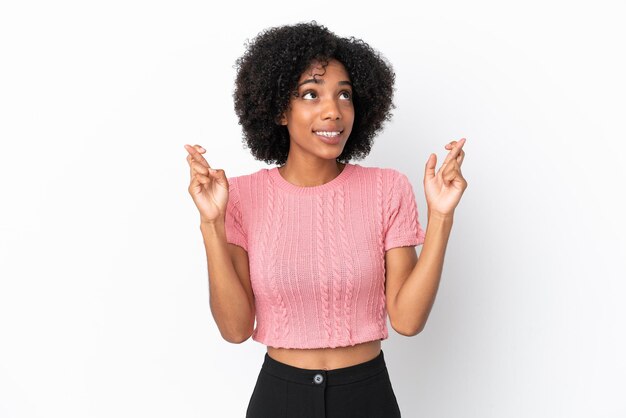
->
xmin=442 ymin=160 xmax=461 ymax=184
xmin=188 ymin=169 xmax=200 ymax=190
xmin=442 ymin=138 xmax=466 ymax=166
xmin=184 ymin=144 xmax=210 ymax=168
xmin=444 ymin=142 xmax=463 ymax=171
xmin=446 ymin=149 xmax=465 ymax=168
xmin=195 ymin=173 xmax=211 ymax=185
xmin=184 ymin=144 xmax=206 ymax=156
xmin=193 ymin=144 xmax=207 ymax=160
xmin=425 ymin=153 xmax=437 ymax=181
xmin=188 ymin=173 xmax=209 ymax=194
xmin=191 ymin=160 xmax=209 ymax=175
xmin=445 ymin=140 xmax=457 ymax=150
xmin=445 ymin=137 xmax=467 ymax=148
xmin=186 ymin=151 xmax=207 ymax=178
xmin=446 ymin=144 xmax=465 ymax=167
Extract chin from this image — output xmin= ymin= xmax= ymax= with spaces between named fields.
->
xmin=317 ymin=148 xmax=345 ymax=160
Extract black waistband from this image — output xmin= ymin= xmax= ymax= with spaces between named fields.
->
xmin=260 ymin=350 xmax=387 ymax=386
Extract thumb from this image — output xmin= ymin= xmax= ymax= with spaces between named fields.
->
xmin=210 ymin=168 xmax=229 ymax=188
xmin=424 ymin=153 xmax=437 ymax=181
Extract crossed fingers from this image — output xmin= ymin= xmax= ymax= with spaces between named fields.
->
xmin=184 ymin=144 xmax=211 ymax=179
xmin=443 ymin=138 xmax=466 ymax=168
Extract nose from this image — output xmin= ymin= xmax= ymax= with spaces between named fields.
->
xmin=321 ymin=98 xmax=341 ymax=120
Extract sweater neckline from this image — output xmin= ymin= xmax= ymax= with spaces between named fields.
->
xmin=268 ymin=162 xmax=357 ymax=194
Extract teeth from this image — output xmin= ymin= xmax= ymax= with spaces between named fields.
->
xmin=315 ymin=131 xmax=341 ymax=137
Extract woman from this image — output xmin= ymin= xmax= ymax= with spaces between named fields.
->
xmin=184 ymin=21 xmax=467 ymax=417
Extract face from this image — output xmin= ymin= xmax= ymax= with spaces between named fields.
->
xmin=279 ymin=59 xmax=355 ymax=161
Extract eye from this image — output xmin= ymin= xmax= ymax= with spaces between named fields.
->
xmin=302 ymin=90 xmax=317 ymax=100
xmin=340 ymin=90 xmax=352 ymax=100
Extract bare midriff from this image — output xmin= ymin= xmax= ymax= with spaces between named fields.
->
xmin=266 ymin=339 xmax=381 ymax=370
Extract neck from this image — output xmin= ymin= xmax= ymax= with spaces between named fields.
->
xmin=278 ymin=158 xmax=346 ymax=187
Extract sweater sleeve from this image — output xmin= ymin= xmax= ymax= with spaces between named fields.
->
xmin=383 ymin=170 xmax=426 ymax=251
xmin=224 ymin=178 xmax=248 ymax=252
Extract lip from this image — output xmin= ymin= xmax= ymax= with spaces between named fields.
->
xmin=313 ymin=130 xmax=343 ymax=145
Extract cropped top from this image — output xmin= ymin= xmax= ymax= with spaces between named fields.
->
xmin=224 ymin=163 xmax=426 ymax=349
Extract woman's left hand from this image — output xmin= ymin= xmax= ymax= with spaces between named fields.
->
xmin=423 ymin=138 xmax=468 ymax=218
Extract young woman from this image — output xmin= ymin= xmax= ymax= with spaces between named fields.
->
xmin=184 ymin=21 xmax=467 ymax=417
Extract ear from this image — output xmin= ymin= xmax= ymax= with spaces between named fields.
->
xmin=276 ymin=113 xmax=288 ymax=126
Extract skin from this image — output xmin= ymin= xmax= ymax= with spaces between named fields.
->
xmin=183 ymin=58 xmax=468 ymax=371
xmin=276 ymin=59 xmax=354 ymax=187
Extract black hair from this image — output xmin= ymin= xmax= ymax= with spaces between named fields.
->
xmin=233 ymin=21 xmax=396 ymax=165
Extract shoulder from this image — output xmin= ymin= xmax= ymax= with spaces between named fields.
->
xmin=227 ymin=167 xmax=267 ymax=188
xmin=353 ymin=164 xmax=406 ymax=186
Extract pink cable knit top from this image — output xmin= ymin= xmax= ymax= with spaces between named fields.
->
xmin=224 ymin=163 xmax=426 ymax=349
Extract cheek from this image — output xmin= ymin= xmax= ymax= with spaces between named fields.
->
xmin=343 ymin=105 xmax=355 ymax=123
xmin=342 ymin=101 xmax=355 ymax=113
xmin=287 ymin=105 xmax=306 ymax=119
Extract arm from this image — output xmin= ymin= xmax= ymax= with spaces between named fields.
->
xmin=388 ymin=137 xmax=466 ymax=335
xmin=200 ymin=220 xmax=255 ymax=344
xmin=387 ymin=211 xmax=453 ymax=336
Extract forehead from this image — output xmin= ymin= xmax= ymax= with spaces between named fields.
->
xmin=299 ymin=59 xmax=350 ymax=81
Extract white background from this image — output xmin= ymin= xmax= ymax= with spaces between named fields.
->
xmin=1 ymin=0 xmax=625 ymax=417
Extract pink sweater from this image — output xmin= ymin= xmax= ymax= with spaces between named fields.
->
xmin=224 ymin=163 xmax=426 ymax=349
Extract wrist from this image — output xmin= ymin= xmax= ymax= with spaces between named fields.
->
xmin=200 ymin=218 xmax=225 ymax=229
xmin=427 ymin=210 xmax=454 ymax=222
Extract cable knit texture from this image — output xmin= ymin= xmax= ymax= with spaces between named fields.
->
xmin=224 ymin=163 xmax=426 ymax=349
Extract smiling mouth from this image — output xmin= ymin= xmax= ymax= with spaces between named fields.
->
xmin=313 ymin=130 xmax=343 ymax=138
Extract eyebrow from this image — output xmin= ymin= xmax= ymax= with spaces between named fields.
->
xmin=297 ymin=79 xmax=353 ymax=88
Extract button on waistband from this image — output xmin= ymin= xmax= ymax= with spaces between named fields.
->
xmin=262 ymin=351 xmax=386 ymax=386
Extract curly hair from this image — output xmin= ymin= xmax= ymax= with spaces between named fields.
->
xmin=233 ymin=21 xmax=396 ymax=165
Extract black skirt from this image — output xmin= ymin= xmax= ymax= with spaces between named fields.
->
xmin=246 ymin=349 xmax=401 ymax=418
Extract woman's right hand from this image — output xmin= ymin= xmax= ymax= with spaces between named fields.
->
xmin=184 ymin=144 xmax=229 ymax=224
